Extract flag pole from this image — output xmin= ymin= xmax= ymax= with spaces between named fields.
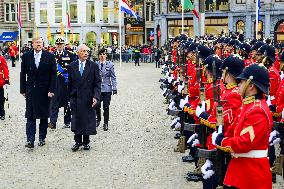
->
xmin=119 ymin=0 xmax=122 ymax=67
xmin=18 ymin=0 xmax=21 ymax=64
xmin=66 ymin=0 xmax=68 ymax=43
xmin=182 ymin=0 xmax=184 ymax=34
xmin=256 ymin=0 xmax=259 ymax=40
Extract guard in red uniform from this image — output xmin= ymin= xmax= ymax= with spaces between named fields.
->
xmin=198 ymin=55 xmax=244 ymax=137
xmin=239 ymin=42 xmax=252 ymax=67
xmin=256 ymin=44 xmax=281 ymax=105
xmin=212 ymin=64 xmax=273 ymax=189
xmin=0 ymin=55 xmax=10 ymax=120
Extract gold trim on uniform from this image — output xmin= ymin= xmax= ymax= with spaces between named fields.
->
xmin=243 ymin=96 xmax=255 ymax=105
xmin=217 ymin=145 xmax=234 ymax=153
xmin=226 ymin=83 xmax=237 ymax=90
xmin=207 ymin=78 xmax=213 ymax=83
xmin=200 ymin=118 xmax=216 ymax=129
xmin=272 ymin=112 xmax=282 ymax=117
xmin=240 ymin=126 xmax=255 ymax=142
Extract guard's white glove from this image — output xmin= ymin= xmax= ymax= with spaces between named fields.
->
xmin=187 ymin=133 xmax=200 ymax=147
xmin=174 ymin=122 xmax=181 ymax=130
xmin=177 ymin=83 xmax=184 ymax=94
xmin=170 ymin=117 xmax=180 ymax=129
xmin=212 ymin=126 xmax=224 ymax=146
xmin=201 ymin=160 xmax=215 ymax=180
xmin=195 ymin=101 xmax=206 ymax=117
xmin=282 ymin=109 xmax=284 ymax=119
xmin=179 ymin=95 xmax=189 ymax=109
xmin=266 ymin=95 xmax=272 ymax=106
xmin=280 ymin=71 xmax=284 ymax=80
xmin=168 ymin=100 xmax=176 ymax=110
xmin=269 ymin=130 xmax=281 ymax=146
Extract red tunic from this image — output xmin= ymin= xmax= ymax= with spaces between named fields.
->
xmin=274 ymin=79 xmax=284 ymax=121
xmin=269 ymin=66 xmax=281 ymax=105
xmin=0 ymin=56 xmax=9 ymax=87
xmin=220 ymin=97 xmax=272 ymax=189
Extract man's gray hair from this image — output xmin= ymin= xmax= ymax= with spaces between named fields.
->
xmin=77 ymin=44 xmax=90 ymax=52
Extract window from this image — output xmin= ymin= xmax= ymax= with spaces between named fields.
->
xmin=275 ymin=0 xmax=284 ymax=2
xmin=55 ymin=1 xmax=62 ymax=23
xmin=151 ymin=3 xmax=155 ymax=21
xmin=236 ymin=20 xmax=245 ymax=34
xmin=70 ymin=1 xmax=77 ymax=23
xmin=103 ymin=0 xmax=108 ymax=23
xmin=4 ymin=3 xmax=18 ymax=22
xmin=146 ymin=3 xmax=150 ymax=21
xmin=40 ymin=3 xmax=47 ymax=23
xmin=146 ymin=3 xmax=155 ymax=21
xmin=86 ymin=1 xmax=95 ymax=23
xmin=114 ymin=1 xmax=118 ymax=23
xmin=27 ymin=2 xmax=32 ymax=21
xmin=236 ymin=0 xmax=246 ymax=4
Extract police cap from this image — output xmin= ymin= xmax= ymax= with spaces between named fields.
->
xmin=257 ymin=44 xmax=276 ymax=62
xmin=222 ymin=55 xmax=245 ymax=78
xmin=55 ymin=38 xmax=65 ymax=44
xmin=236 ymin=64 xmax=270 ymax=94
xmin=204 ymin=55 xmax=222 ymax=79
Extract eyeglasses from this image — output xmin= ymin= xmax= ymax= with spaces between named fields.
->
xmin=256 ymin=53 xmax=262 ymax=56
xmin=99 ymin=53 xmax=106 ymax=56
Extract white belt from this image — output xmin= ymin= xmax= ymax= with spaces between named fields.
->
xmin=232 ymin=149 xmax=268 ymax=158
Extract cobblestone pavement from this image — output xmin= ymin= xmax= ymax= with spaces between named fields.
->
xmin=0 ymin=61 xmax=282 ymax=189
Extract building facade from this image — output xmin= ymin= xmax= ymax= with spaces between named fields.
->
xmin=0 ymin=0 xmax=35 ymax=45
xmin=154 ymin=0 xmax=284 ymax=46
xmin=34 ymin=0 xmax=125 ymax=47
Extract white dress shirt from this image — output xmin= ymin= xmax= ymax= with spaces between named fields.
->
xmin=78 ymin=59 xmax=86 ymax=72
xmin=34 ymin=50 xmax=42 ymax=68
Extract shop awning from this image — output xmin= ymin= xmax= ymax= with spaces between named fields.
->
xmin=0 ymin=31 xmax=18 ymax=42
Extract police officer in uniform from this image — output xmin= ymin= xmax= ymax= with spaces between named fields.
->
xmin=96 ymin=49 xmax=117 ymax=131
xmin=48 ymin=38 xmax=74 ymax=129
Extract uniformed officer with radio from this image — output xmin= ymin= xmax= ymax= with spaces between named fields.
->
xmin=96 ymin=49 xmax=117 ymax=131
xmin=48 ymin=38 xmax=75 ymax=129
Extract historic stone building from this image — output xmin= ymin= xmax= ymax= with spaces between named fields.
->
xmin=154 ymin=0 xmax=284 ymax=46
xmin=0 ymin=0 xmax=35 ymax=45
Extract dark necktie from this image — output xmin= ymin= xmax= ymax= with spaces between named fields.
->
xmin=101 ymin=63 xmax=103 ymax=70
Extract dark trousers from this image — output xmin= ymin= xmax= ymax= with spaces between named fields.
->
xmin=74 ymin=134 xmax=90 ymax=144
xmin=96 ymin=92 xmax=111 ymax=124
xmin=155 ymin=60 xmax=161 ymax=68
xmin=11 ymin=56 xmax=16 ymax=67
xmin=50 ymin=105 xmax=71 ymax=125
xmin=135 ymin=59 xmax=140 ymax=66
xmin=26 ymin=118 xmax=48 ymax=142
xmin=0 ymin=87 xmax=4 ymax=117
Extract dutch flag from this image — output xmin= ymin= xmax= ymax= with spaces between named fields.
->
xmin=120 ymin=0 xmax=140 ymax=20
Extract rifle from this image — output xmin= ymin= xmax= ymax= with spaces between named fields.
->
xmin=272 ymin=121 xmax=284 ymax=176
xmin=195 ymin=47 xmax=207 ymax=149
xmin=174 ymin=47 xmax=186 ymax=153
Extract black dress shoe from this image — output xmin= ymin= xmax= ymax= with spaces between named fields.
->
xmin=38 ymin=140 xmax=45 ymax=146
xmin=185 ymin=173 xmax=203 ymax=182
xmin=83 ymin=144 xmax=91 ymax=150
xmin=182 ymin=155 xmax=195 ymax=162
xmin=0 ymin=116 xmax=5 ymax=120
xmin=71 ymin=143 xmax=82 ymax=152
xmin=48 ymin=122 xmax=56 ymax=129
xmin=25 ymin=141 xmax=34 ymax=148
xmin=103 ymin=123 xmax=108 ymax=131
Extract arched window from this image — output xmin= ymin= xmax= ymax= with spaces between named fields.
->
xmin=236 ymin=20 xmax=245 ymax=34
xmin=254 ymin=20 xmax=263 ymax=39
xmin=274 ymin=19 xmax=284 ymax=43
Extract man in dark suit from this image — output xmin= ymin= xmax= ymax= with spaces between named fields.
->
xmin=48 ymin=38 xmax=74 ymax=129
xmin=20 ymin=37 xmax=57 ymax=148
xmin=68 ymin=44 xmax=101 ymax=152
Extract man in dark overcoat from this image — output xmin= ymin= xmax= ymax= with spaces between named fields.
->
xmin=68 ymin=44 xmax=101 ymax=151
xmin=20 ymin=37 xmax=57 ymax=148
xmin=48 ymin=38 xmax=74 ymax=129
